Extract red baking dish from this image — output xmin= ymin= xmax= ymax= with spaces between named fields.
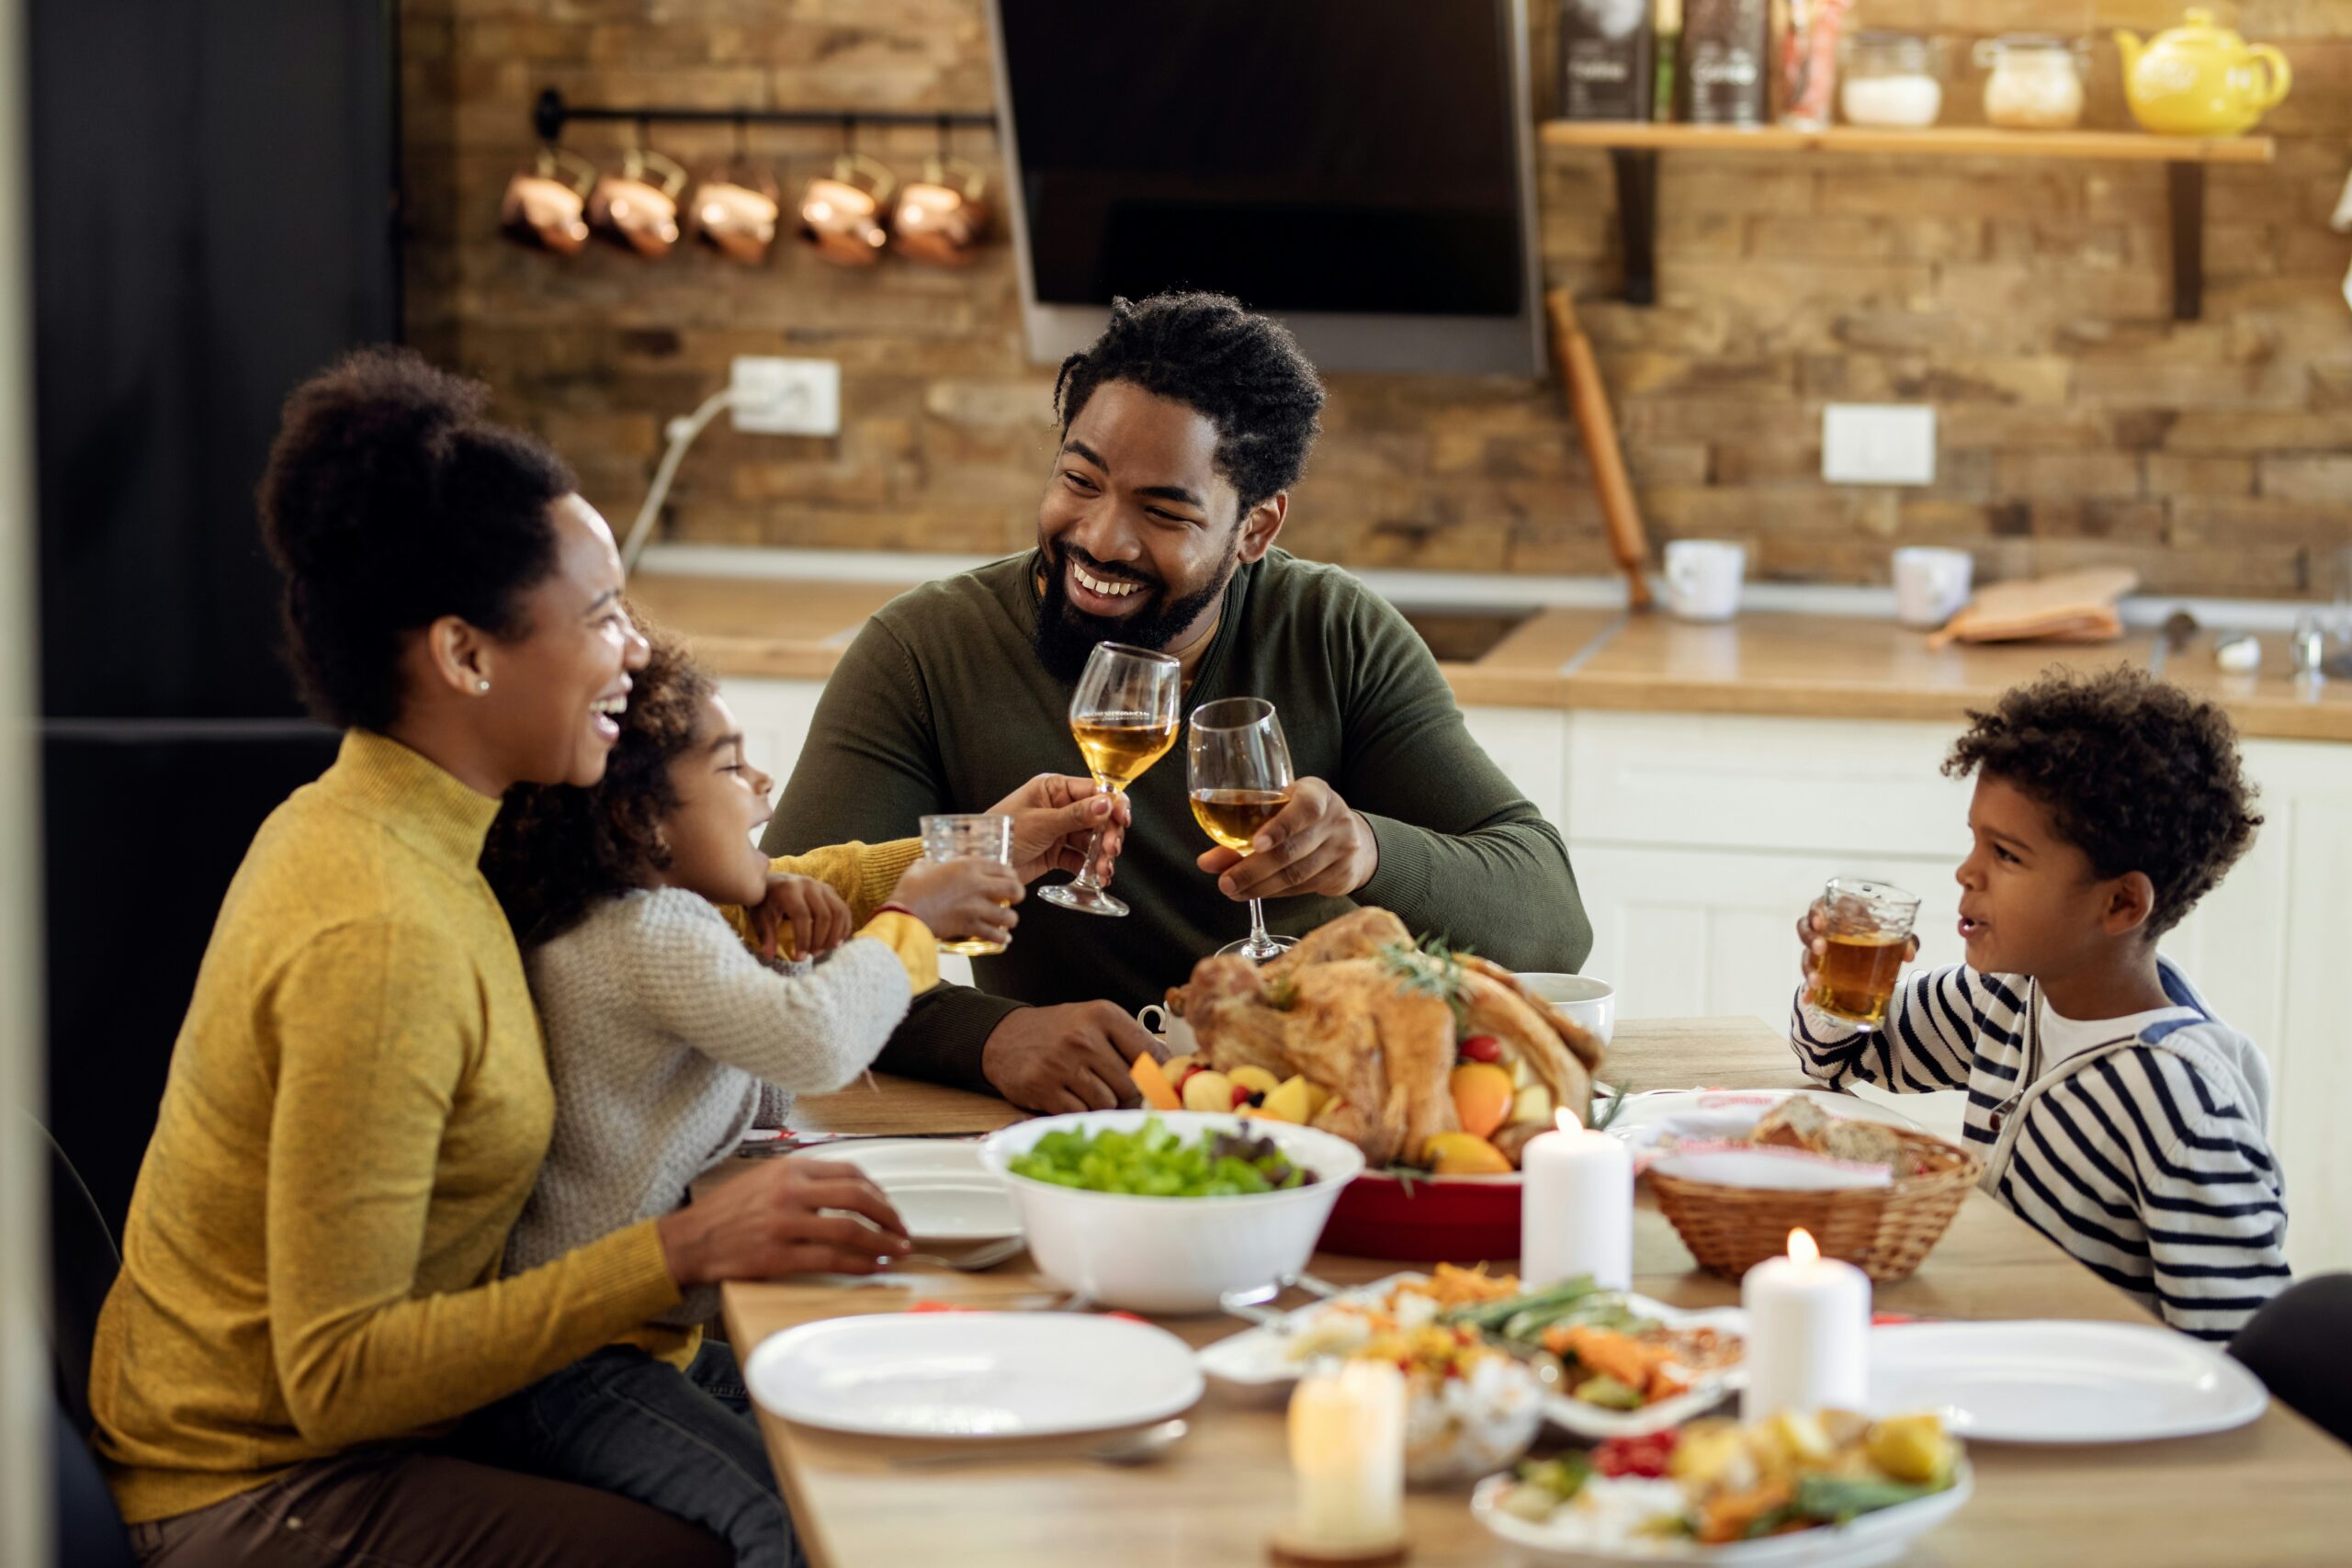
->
xmin=1317 ymin=1169 xmax=1521 ymax=1262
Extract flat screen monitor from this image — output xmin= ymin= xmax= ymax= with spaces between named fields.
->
xmin=986 ymin=0 xmax=1544 ymax=376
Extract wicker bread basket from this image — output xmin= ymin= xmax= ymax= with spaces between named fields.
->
xmin=1649 ymin=1129 xmax=1984 ymax=1284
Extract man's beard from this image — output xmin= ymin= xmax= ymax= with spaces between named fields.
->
xmin=1032 ymin=536 xmax=1238 ymax=682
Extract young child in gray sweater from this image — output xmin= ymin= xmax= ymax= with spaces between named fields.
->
xmin=473 ymin=626 xmax=1127 ymax=1565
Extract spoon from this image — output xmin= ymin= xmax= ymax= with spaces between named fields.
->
xmin=890 ymin=1418 xmax=1189 ymax=1470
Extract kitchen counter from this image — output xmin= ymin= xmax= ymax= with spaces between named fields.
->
xmin=625 ymin=573 xmax=2352 ymax=744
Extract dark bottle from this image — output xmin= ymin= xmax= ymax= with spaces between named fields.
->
xmin=1558 ymin=0 xmax=1657 ymax=121
xmin=1679 ymin=0 xmax=1769 ymax=126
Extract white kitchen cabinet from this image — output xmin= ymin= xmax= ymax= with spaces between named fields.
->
xmin=1459 ymin=705 xmax=1569 ymax=827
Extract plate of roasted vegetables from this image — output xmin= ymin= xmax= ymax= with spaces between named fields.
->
xmin=1198 ymin=1268 xmax=1745 ymax=1438
xmin=1474 ymin=1409 xmax=1972 ymax=1565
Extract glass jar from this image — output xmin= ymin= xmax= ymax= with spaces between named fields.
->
xmin=1838 ymin=32 xmax=1944 ymax=129
xmin=1975 ymin=35 xmax=2087 ymax=130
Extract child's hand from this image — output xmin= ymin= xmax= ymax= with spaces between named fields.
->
xmin=1797 ymin=899 xmax=1920 ymax=988
xmin=655 ymin=1157 xmax=910 ymax=1283
xmin=889 ymin=857 xmax=1024 ymax=946
xmin=752 ymin=874 xmax=855 ymax=961
xmin=987 ymin=773 xmax=1129 ymax=885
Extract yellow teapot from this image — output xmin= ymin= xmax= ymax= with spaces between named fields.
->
xmin=2115 ymin=9 xmax=2290 ymax=136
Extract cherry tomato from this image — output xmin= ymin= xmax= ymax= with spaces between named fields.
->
xmin=1593 ymin=1430 xmax=1679 ymax=1479
xmin=1230 ymin=1084 xmax=1252 ymax=1109
xmin=1459 ymin=1035 xmax=1503 ymax=1064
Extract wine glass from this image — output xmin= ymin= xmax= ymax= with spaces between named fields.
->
xmin=1187 ymin=696 xmax=1297 ymax=962
xmin=1038 ymin=642 xmax=1182 ymax=918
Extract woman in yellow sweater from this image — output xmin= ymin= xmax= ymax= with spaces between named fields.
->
xmin=85 ymin=350 xmax=900 ymax=1566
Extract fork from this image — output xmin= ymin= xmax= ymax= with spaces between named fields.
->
xmin=897 ymin=1236 xmax=1027 ymax=1271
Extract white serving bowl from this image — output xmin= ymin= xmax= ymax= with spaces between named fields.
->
xmin=1517 ymin=971 xmax=1616 ymax=1046
xmin=978 ymin=1110 xmax=1364 ymax=1314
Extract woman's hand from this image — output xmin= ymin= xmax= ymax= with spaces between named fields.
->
xmin=1797 ymin=900 xmax=1919 ymax=989
xmin=750 ymin=874 xmax=855 ymax=961
xmin=889 ymin=857 xmax=1023 ymax=947
xmin=987 ymin=773 xmax=1129 ymax=885
xmin=654 ymin=1158 xmax=910 ymax=1285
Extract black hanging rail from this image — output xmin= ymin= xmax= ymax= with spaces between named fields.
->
xmin=532 ymin=88 xmax=996 ymax=143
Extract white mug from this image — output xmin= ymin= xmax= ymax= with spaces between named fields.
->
xmin=1663 ymin=540 xmax=1747 ymax=623
xmin=1893 ymin=547 xmax=1973 ymax=629
xmin=1514 ymin=973 xmax=1616 ymax=1048
xmin=1136 ymin=1003 xmax=1198 ymax=1056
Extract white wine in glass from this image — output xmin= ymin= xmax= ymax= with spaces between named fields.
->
xmin=1187 ymin=696 xmax=1297 ymax=962
xmin=1039 ymin=642 xmax=1182 ymax=918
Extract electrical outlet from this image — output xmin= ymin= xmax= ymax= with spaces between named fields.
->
xmin=729 ymin=355 xmax=841 ymax=436
xmin=1822 ymin=403 xmax=1937 ymax=486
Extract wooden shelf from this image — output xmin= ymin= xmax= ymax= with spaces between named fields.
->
xmin=1538 ymin=121 xmax=2271 ymax=320
xmin=1539 ymin=120 xmax=2276 ymax=164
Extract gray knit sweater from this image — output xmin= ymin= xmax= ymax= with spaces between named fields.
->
xmin=502 ymin=886 xmax=914 ymax=1326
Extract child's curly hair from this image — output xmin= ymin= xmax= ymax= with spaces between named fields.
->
xmin=1943 ymin=666 xmax=2261 ymax=939
xmin=481 ymin=615 xmax=716 ymax=947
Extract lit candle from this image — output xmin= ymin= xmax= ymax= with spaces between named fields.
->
xmin=1519 ymin=1107 xmax=1634 ymax=1291
xmin=1741 ymin=1227 xmax=1871 ymax=1419
xmin=1285 ymin=1360 xmax=1406 ymax=1551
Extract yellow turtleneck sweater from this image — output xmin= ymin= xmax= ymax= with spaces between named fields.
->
xmin=88 ymin=730 xmax=683 ymax=1524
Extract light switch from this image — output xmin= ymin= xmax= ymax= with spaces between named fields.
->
xmin=1822 ymin=403 xmax=1936 ymax=486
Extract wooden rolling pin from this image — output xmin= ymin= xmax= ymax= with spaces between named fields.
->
xmin=1544 ymin=287 xmax=1654 ymax=610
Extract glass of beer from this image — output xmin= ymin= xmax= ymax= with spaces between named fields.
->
xmin=1808 ymin=877 xmax=1921 ymax=1028
xmin=1188 ymin=696 xmax=1297 ymax=962
xmin=917 ymin=813 xmax=1015 ymax=956
xmin=1038 ymin=642 xmax=1182 ymax=918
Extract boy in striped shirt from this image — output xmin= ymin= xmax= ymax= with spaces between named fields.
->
xmin=1790 ymin=667 xmax=2285 ymax=1340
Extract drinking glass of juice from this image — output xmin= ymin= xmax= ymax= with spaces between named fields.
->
xmin=1808 ymin=877 xmax=1920 ymax=1027
xmin=917 ymin=813 xmax=1016 ymax=955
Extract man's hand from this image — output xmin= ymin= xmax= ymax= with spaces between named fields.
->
xmin=653 ymin=1158 xmax=910 ymax=1284
xmin=980 ymin=1001 xmax=1169 ymax=1114
xmin=988 ymin=773 xmax=1130 ymax=885
xmin=1195 ymin=777 xmax=1379 ymax=902
xmin=750 ymin=874 xmax=855 ymax=961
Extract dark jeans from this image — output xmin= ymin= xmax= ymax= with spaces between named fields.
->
xmin=124 ymin=1447 xmax=730 ymax=1568
xmin=461 ymin=1339 xmax=801 ymax=1568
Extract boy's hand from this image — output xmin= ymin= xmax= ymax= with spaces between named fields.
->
xmin=1797 ymin=899 xmax=1920 ymax=989
xmin=987 ymin=773 xmax=1129 ymax=884
xmin=752 ymin=874 xmax=855 ymax=961
xmin=890 ymin=857 xmax=1023 ymax=947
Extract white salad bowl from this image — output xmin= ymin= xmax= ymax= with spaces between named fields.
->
xmin=978 ymin=1110 xmax=1364 ymax=1314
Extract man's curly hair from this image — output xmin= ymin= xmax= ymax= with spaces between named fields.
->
xmin=1942 ymin=666 xmax=2261 ymax=940
xmin=257 ymin=347 xmax=575 ymax=731
xmin=1053 ymin=291 xmax=1326 ymax=515
xmin=481 ymin=618 xmax=715 ymax=948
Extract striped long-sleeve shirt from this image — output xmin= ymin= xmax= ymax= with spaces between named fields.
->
xmin=1790 ymin=959 xmax=2290 ymax=1340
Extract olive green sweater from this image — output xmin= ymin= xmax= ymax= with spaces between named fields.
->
xmin=763 ymin=549 xmax=1591 ymax=1089
xmin=89 ymin=731 xmax=681 ymax=1523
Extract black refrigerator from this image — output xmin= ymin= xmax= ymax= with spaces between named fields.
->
xmin=31 ymin=1 xmax=401 ymax=1232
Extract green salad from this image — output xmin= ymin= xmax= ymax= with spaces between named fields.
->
xmin=1009 ymin=1117 xmax=1318 ymax=1197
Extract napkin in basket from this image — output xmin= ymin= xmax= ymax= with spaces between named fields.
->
xmin=1927 ymin=567 xmax=2138 ymax=649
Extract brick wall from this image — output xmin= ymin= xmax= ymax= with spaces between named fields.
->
xmin=401 ymin=1 xmax=2352 ymax=597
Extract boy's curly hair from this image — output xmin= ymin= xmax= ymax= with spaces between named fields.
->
xmin=1942 ymin=666 xmax=2261 ymax=939
xmin=481 ymin=616 xmax=715 ymax=947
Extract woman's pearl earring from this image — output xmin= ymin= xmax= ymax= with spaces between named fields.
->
xmin=475 ymin=679 xmax=491 ymax=694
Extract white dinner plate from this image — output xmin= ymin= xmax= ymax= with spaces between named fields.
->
xmin=1197 ymin=1275 xmax=1747 ymax=1438
xmin=1473 ymin=1464 xmax=1973 ymax=1568
xmin=1868 ymin=1319 xmax=2267 ymax=1443
xmin=745 ymin=1311 xmax=1204 ymax=1438
xmin=1604 ymin=1088 xmax=1924 ymax=1143
xmin=786 ymin=1139 xmax=1020 ymax=1243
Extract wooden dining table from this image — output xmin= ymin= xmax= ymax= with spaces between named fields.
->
xmin=719 ymin=1016 xmax=2349 ymax=1567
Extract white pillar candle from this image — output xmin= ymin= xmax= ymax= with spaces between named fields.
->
xmin=1742 ymin=1227 xmax=1871 ymax=1419
xmin=1520 ymin=1107 xmax=1634 ymax=1290
xmin=1286 ymin=1360 xmax=1406 ymax=1550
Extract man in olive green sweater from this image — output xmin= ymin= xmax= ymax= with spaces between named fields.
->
xmin=765 ymin=292 xmax=1590 ymax=1112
